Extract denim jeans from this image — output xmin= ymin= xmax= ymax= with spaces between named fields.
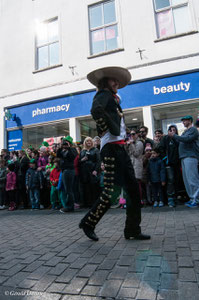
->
xmin=151 ymin=182 xmax=163 ymax=203
xmin=29 ymin=189 xmax=40 ymax=209
xmin=166 ymin=165 xmax=180 ymax=199
xmin=62 ymin=169 xmax=75 ymax=210
xmin=181 ymin=157 xmax=199 ymax=203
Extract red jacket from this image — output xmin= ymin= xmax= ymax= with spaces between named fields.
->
xmin=50 ymin=168 xmax=61 ymax=186
xmin=6 ymin=172 xmax=16 ymax=191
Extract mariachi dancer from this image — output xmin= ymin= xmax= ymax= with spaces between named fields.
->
xmin=79 ymin=66 xmax=150 ymax=241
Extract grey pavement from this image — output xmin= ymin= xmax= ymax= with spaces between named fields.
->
xmin=0 ymin=206 xmax=199 ymax=300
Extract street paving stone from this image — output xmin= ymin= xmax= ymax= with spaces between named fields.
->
xmin=0 ymin=206 xmax=199 ymax=299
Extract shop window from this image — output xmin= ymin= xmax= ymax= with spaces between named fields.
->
xmin=124 ymin=110 xmax=144 ymax=131
xmin=79 ymin=119 xmax=97 ymax=141
xmin=154 ymin=0 xmax=192 ymax=38
xmin=35 ymin=18 xmax=59 ymax=70
xmin=88 ymin=0 xmax=119 ymax=55
xmin=152 ymin=100 xmax=199 ymax=134
xmin=23 ymin=121 xmax=69 ymax=149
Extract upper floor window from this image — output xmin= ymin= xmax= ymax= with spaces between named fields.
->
xmin=35 ymin=18 xmax=59 ymax=70
xmin=88 ymin=0 xmax=118 ymax=55
xmin=154 ymin=0 xmax=192 ymax=38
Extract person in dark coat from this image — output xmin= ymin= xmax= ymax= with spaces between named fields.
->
xmin=18 ymin=150 xmax=30 ymax=208
xmin=148 ymin=148 xmax=166 ymax=207
xmin=79 ymin=137 xmax=101 ymax=207
xmin=57 ymin=136 xmax=78 ymax=212
xmin=158 ymin=125 xmax=180 ymax=207
xmin=79 ymin=66 xmax=150 ymax=241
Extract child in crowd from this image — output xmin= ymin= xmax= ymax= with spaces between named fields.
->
xmin=49 ymin=158 xmax=61 ymax=209
xmin=6 ymin=163 xmax=17 ymax=211
xmin=148 ymin=148 xmax=166 ymax=207
xmin=0 ymin=159 xmax=7 ymax=210
xmin=26 ymin=159 xmax=44 ymax=210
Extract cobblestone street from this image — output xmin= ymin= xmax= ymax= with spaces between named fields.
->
xmin=0 ymin=206 xmax=199 ymax=300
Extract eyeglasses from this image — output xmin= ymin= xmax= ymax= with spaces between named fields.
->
xmin=139 ymin=131 xmax=145 ymax=133
xmin=131 ymin=133 xmax=136 ymax=136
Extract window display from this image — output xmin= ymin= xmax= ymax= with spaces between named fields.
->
xmin=22 ymin=121 xmax=69 ymax=149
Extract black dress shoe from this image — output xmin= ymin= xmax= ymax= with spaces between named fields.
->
xmin=79 ymin=223 xmax=99 ymax=241
xmin=124 ymin=233 xmax=151 ymax=240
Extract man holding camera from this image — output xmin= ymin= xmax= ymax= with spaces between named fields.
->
xmin=57 ymin=136 xmax=78 ymax=212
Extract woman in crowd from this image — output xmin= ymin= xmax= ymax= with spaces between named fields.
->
xmin=79 ymin=137 xmax=101 ymax=208
xmin=126 ymin=129 xmax=144 ymax=202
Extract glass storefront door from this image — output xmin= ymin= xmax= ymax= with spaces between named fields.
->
xmin=79 ymin=118 xmax=97 ymax=141
xmin=124 ymin=109 xmax=143 ymax=131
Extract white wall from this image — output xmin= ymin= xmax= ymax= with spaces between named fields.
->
xmin=0 ymin=0 xmax=199 ymax=148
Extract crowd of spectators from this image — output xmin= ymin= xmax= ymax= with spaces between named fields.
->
xmin=0 ymin=115 xmax=199 ymax=212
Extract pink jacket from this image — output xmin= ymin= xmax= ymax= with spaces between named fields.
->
xmin=6 ymin=172 xmax=17 ymax=191
xmin=37 ymin=156 xmax=48 ymax=171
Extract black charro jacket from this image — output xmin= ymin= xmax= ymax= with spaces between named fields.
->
xmin=91 ymin=90 xmax=123 ymax=137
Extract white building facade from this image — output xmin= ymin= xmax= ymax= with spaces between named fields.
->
xmin=0 ymin=0 xmax=199 ymax=150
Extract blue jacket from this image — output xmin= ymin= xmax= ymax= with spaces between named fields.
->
xmin=173 ymin=127 xmax=199 ymax=160
xmin=26 ymin=168 xmax=44 ymax=189
xmin=148 ymin=157 xmax=166 ymax=183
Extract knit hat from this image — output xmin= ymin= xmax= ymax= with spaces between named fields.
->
xmin=63 ymin=136 xmax=73 ymax=144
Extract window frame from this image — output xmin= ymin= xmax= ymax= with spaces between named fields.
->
xmin=35 ymin=17 xmax=61 ymax=71
xmin=153 ymin=0 xmax=193 ymax=39
xmin=88 ymin=0 xmax=121 ymax=56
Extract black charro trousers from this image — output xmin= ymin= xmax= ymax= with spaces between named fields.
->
xmin=80 ymin=143 xmax=141 ymax=236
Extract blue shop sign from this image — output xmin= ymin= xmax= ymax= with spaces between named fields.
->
xmin=7 ymin=130 xmax=23 ymax=151
xmin=6 ymin=71 xmax=199 ymax=129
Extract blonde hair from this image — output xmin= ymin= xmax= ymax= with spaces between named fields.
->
xmin=83 ymin=137 xmax=94 ymax=150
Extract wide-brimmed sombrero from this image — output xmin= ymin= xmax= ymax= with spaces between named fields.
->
xmin=87 ymin=66 xmax=131 ymax=89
